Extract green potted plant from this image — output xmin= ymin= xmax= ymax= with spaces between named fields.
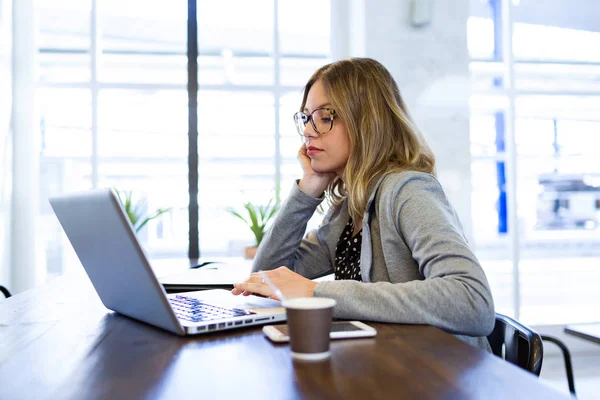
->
xmin=114 ymin=188 xmax=171 ymax=234
xmin=227 ymin=198 xmax=279 ymax=259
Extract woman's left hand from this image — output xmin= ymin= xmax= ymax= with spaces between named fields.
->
xmin=231 ymin=266 xmax=317 ymax=301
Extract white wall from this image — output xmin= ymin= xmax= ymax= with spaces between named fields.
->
xmin=333 ymin=0 xmax=474 ymax=243
xmin=0 ymin=0 xmax=12 ymax=290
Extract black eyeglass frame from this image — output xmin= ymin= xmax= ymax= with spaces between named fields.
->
xmin=293 ymin=108 xmax=337 ymax=136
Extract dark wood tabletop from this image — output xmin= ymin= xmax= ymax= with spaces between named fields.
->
xmin=0 ymin=274 xmax=570 ymax=400
xmin=565 ymin=322 xmax=600 ymax=345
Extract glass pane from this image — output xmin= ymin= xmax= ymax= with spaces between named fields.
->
xmin=470 ymin=114 xmax=498 ymax=157
xmin=519 ymin=257 xmax=600 ymax=325
xmin=467 ymin=5 xmax=494 ymax=60
xmin=38 ymin=89 xmax=93 ymax=277
xmin=517 ymin=154 xmax=600 ymax=325
xmin=278 ymin=0 xmax=330 ymax=55
xmin=471 ymin=159 xmax=508 ymax=243
xmin=38 ymin=0 xmax=91 ymax=82
xmin=513 ymin=23 xmax=600 ymax=63
xmin=98 ymin=89 xmax=189 ymax=258
xmin=280 ymin=57 xmax=329 ymax=87
xmin=97 ymin=89 xmax=188 ymax=158
xmin=514 ymin=90 xmax=600 ymax=324
xmin=515 ymin=63 xmax=600 ymax=93
xmin=99 ymin=0 xmax=187 ymax=84
xmin=471 ymin=61 xmax=600 ymax=94
xmin=280 ymin=92 xmax=304 ymax=195
xmin=198 ymin=0 xmax=273 ymax=85
xmin=469 ymin=93 xmax=508 ymax=113
xmin=516 ymin=95 xmax=600 ymax=120
xmin=469 ymin=61 xmax=502 ymax=92
xmin=471 ymin=158 xmax=513 ymax=318
xmin=198 ymin=54 xmax=275 ymax=85
xmin=515 ymin=118 xmax=555 ymax=156
xmin=512 ymin=0 xmax=600 ymax=62
xmin=39 ymin=89 xmax=92 ymax=159
xmin=467 ymin=17 xmax=494 ymax=58
xmin=198 ymin=91 xmax=275 ymax=256
xmin=278 ymin=0 xmax=330 ymax=86
xmin=557 ymin=120 xmax=600 ymax=158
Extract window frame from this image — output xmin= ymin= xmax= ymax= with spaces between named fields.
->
xmin=37 ymin=0 xmax=331 ymax=266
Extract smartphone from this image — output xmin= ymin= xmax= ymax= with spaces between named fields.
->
xmin=262 ymin=321 xmax=377 ymax=343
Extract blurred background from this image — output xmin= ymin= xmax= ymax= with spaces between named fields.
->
xmin=0 ymin=1 xmax=599 ymax=394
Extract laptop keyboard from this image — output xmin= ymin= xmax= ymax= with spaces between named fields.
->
xmin=169 ymin=295 xmax=256 ymax=323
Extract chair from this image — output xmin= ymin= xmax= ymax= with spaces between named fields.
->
xmin=0 ymin=285 xmax=11 ymax=298
xmin=488 ymin=314 xmax=577 ymax=396
xmin=487 ymin=313 xmax=544 ymax=376
xmin=540 ymin=334 xmax=576 ymax=396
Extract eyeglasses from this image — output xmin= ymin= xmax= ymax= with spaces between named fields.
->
xmin=293 ymin=108 xmax=336 ymax=136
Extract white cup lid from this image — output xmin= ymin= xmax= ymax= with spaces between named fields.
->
xmin=282 ymin=297 xmax=336 ymax=310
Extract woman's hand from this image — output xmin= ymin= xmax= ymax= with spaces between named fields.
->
xmin=231 ymin=266 xmax=318 ymax=301
xmin=297 ymin=143 xmax=336 ymax=198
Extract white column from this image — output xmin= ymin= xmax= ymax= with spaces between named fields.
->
xmin=0 ymin=0 xmax=12 ymax=289
xmin=11 ymin=0 xmax=42 ymax=293
xmin=501 ymin=0 xmax=520 ymax=320
xmin=363 ymin=0 xmax=474 ymax=243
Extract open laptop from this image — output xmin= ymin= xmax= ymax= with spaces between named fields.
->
xmin=49 ymin=188 xmax=286 ymax=336
xmin=160 ymin=261 xmax=335 ymax=292
xmin=159 ymin=259 xmax=254 ymax=292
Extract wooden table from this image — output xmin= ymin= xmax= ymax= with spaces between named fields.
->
xmin=0 ymin=275 xmax=570 ymax=400
xmin=565 ymin=322 xmax=600 ymax=345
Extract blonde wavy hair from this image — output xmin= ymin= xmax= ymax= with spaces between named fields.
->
xmin=300 ymin=58 xmax=436 ymax=222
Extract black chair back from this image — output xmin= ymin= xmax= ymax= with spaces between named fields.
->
xmin=487 ymin=313 xmax=543 ymax=376
xmin=0 ymin=285 xmax=11 ymax=298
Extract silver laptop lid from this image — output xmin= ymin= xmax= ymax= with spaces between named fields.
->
xmin=49 ymin=188 xmax=184 ymax=335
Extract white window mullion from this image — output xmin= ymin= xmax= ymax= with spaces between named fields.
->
xmin=90 ymin=0 xmax=100 ymax=189
xmin=37 ymin=82 xmax=311 ymax=93
xmin=501 ymin=0 xmax=520 ymax=320
xmin=273 ymin=0 xmax=282 ymax=204
xmin=472 ymin=88 xmax=600 ymax=97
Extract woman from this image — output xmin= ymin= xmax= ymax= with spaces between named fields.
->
xmin=232 ymin=58 xmax=495 ymax=350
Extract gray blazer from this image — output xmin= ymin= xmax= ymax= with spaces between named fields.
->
xmin=253 ymin=171 xmax=495 ymax=351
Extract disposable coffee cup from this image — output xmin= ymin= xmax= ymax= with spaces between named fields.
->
xmin=281 ymin=297 xmax=336 ymax=361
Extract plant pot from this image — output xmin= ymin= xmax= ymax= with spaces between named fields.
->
xmin=244 ymin=246 xmax=258 ymax=260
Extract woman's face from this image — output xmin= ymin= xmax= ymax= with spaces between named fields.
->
xmin=302 ymin=79 xmax=350 ymax=178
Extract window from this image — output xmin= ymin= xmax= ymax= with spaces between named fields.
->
xmin=468 ymin=0 xmax=600 ymax=325
xmin=196 ymin=0 xmax=330 ymax=257
xmin=38 ymin=0 xmax=331 ymax=276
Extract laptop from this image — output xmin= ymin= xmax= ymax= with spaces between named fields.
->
xmin=49 ymin=188 xmax=286 ymax=336
xmin=159 ymin=259 xmax=254 ymax=292
xmin=160 ymin=262 xmax=335 ymax=292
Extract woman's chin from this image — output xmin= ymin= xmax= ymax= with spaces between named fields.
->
xmin=310 ymin=162 xmax=329 ymax=174
xmin=312 ymin=161 xmax=343 ymax=178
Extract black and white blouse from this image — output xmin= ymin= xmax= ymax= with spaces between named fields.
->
xmin=334 ymin=218 xmax=363 ymax=281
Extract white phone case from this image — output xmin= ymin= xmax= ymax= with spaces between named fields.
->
xmin=262 ymin=321 xmax=377 ymax=343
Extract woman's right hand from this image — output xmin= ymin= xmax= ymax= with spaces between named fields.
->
xmin=297 ymin=143 xmax=336 ymax=198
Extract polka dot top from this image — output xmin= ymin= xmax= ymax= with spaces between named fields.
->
xmin=334 ymin=218 xmax=363 ymax=281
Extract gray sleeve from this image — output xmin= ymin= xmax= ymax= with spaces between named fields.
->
xmin=251 ymin=182 xmax=334 ymax=279
xmin=314 ymin=174 xmax=495 ymax=337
